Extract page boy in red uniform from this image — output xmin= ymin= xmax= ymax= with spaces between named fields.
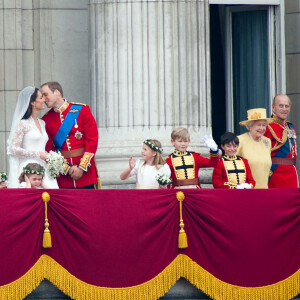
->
xmin=165 ymin=127 xmax=219 ymax=188
xmin=213 ymin=132 xmax=255 ymax=189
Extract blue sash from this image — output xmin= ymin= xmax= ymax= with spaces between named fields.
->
xmin=54 ymin=104 xmax=83 ymax=151
xmin=270 ymin=123 xmax=294 ymax=176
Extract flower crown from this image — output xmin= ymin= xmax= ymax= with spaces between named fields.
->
xmin=0 ymin=172 xmax=7 ymax=183
xmin=23 ymin=166 xmax=45 ymax=175
xmin=143 ymin=140 xmax=163 ymax=154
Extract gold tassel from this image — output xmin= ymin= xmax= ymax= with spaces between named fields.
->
xmin=42 ymin=192 xmax=52 ymax=248
xmin=176 ymin=191 xmax=188 ymax=249
xmin=178 ymin=230 xmax=188 ymax=249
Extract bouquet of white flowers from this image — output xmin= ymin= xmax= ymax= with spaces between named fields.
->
xmin=155 ymin=173 xmax=172 ymax=186
xmin=46 ymin=151 xmax=65 ymax=179
xmin=0 ymin=172 xmax=7 ymax=183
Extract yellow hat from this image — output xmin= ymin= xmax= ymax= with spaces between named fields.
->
xmin=239 ymin=108 xmax=272 ymax=126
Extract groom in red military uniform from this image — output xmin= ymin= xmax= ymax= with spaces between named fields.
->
xmin=264 ymin=94 xmax=298 ymax=188
xmin=41 ymin=81 xmax=100 ymax=189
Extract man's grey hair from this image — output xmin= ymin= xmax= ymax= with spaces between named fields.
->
xmin=272 ymin=94 xmax=291 ymax=106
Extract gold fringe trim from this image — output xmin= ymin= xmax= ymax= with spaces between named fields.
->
xmin=0 ymin=257 xmax=45 ymax=300
xmin=1 ymin=254 xmax=300 ymax=300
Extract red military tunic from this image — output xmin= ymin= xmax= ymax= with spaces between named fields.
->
xmin=166 ymin=150 xmax=219 ymax=188
xmin=42 ymin=100 xmax=99 ymax=188
xmin=264 ymin=115 xmax=298 ymax=188
xmin=212 ymin=155 xmax=256 ymax=189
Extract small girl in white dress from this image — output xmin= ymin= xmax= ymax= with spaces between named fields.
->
xmin=18 ymin=163 xmax=49 ymax=189
xmin=120 ymin=139 xmax=171 ymax=189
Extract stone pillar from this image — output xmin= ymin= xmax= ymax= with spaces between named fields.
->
xmin=89 ymin=0 xmax=213 ymax=187
xmin=35 ymin=1 xmax=90 ymax=102
xmin=285 ymin=1 xmax=300 ymax=170
xmin=0 ymin=0 xmax=30 ymax=172
xmin=1 ymin=0 xmax=90 ymax=174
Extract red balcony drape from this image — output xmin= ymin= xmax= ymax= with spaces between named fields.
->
xmin=0 ymin=188 xmax=300 ymax=300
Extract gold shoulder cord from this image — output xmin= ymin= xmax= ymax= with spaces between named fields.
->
xmin=70 ymin=102 xmax=86 ymax=106
xmin=267 ymin=125 xmax=287 ymax=152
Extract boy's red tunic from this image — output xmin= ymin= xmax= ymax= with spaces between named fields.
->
xmin=166 ymin=150 xmax=219 ymax=188
xmin=212 ymin=155 xmax=256 ymax=189
xmin=264 ymin=115 xmax=298 ymax=188
xmin=42 ymin=101 xmax=99 ymax=188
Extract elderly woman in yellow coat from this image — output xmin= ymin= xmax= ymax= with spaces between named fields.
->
xmin=236 ymin=108 xmax=272 ymax=189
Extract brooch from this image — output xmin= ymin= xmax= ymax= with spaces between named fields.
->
xmin=75 ymin=130 xmax=83 ymax=140
xmin=264 ymin=139 xmax=269 ymax=148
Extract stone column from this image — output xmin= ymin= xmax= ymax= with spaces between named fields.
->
xmin=1 ymin=0 xmax=90 ymax=174
xmin=89 ymin=0 xmax=212 ymax=187
xmin=285 ymin=1 xmax=300 ymax=171
xmin=35 ymin=1 xmax=90 ymax=102
xmin=0 ymin=0 xmax=32 ymax=172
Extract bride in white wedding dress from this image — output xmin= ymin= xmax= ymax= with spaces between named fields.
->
xmin=7 ymin=86 xmax=58 ymax=188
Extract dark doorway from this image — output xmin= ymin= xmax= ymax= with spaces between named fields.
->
xmin=210 ymin=4 xmax=226 ymax=147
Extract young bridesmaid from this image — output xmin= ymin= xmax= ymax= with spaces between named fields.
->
xmin=18 ymin=163 xmax=49 ymax=189
xmin=120 ymin=139 xmax=171 ymax=189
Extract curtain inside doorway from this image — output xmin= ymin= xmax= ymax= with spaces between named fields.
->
xmin=232 ymin=10 xmax=269 ymax=134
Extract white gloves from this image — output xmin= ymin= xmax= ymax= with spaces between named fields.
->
xmin=236 ymin=183 xmax=252 ymax=189
xmin=202 ymin=135 xmax=218 ymax=152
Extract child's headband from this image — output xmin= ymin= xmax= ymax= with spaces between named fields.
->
xmin=143 ymin=140 xmax=163 ymax=154
xmin=23 ymin=166 xmax=45 ymax=175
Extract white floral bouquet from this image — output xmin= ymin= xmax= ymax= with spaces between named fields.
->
xmin=155 ymin=173 xmax=172 ymax=186
xmin=0 ymin=172 xmax=7 ymax=183
xmin=46 ymin=151 xmax=65 ymax=179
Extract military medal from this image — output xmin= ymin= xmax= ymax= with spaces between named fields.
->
xmin=286 ymin=126 xmax=292 ymax=138
xmin=74 ymin=119 xmax=78 ymax=129
xmin=75 ymin=130 xmax=83 ymax=140
xmin=291 ymin=128 xmax=296 ymax=139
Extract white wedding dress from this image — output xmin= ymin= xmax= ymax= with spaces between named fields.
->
xmin=7 ymin=116 xmax=58 ymax=188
